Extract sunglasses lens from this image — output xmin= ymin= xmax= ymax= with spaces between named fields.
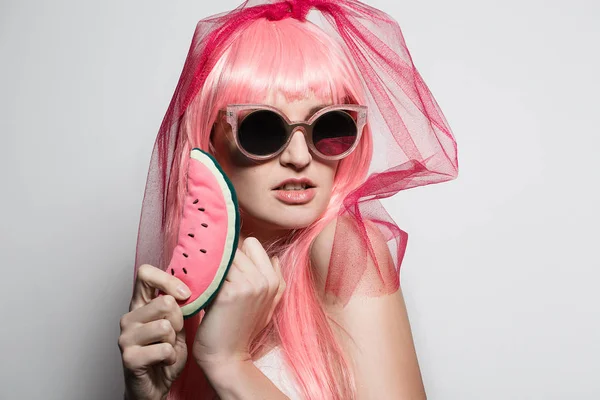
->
xmin=238 ymin=110 xmax=288 ymax=156
xmin=313 ymin=110 xmax=358 ymax=157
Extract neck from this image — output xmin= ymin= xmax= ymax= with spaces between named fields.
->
xmin=237 ymin=215 xmax=291 ymax=254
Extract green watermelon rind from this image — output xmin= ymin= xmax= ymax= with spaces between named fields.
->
xmin=180 ymin=148 xmax=240 ymax=319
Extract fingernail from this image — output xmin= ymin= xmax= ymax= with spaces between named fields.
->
xmin=177 ymin=285 xmax=191 ymax=298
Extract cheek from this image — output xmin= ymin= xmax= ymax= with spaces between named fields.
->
xmin=210 ymin=155 xmax=259 ymax=206
xmin=316 ymin=164 xmax=339 ymax=208
xmin=224 ymin=169 xmax=256 ymax=200
xmin=225 ymin=164 xmax=273 ymax=204
xmin=322 ymin=162 xmax=339 ymax=189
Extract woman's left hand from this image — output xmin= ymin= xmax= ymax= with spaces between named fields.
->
xmin=192 ymin=237 xmax=286 ymax=369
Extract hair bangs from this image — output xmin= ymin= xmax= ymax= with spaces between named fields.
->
xmin=215 ymin=18 xmax=353 ymax=106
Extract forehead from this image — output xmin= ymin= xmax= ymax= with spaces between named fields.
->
xmin=263 ymin=90 xmax=332 ymax=120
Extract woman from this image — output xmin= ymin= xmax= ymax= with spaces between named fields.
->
xmin=118 ymin=1 xmax=458 ymax=399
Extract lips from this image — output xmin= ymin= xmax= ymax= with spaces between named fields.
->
xmin=272 ymin=177 xmax=316 ymax=191
xmin=272 ymin=187 xmax=316 ymax=205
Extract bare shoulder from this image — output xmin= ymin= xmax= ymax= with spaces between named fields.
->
xmin=310 ymin=216 xmax=395 ymax=304
xmin=310 ymin=216 xmax=425 ymax=398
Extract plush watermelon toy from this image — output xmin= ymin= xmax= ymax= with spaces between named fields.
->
xmin=163 ymin=148 xmax=240 ymax=319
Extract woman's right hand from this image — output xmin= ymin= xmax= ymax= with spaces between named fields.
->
xmin=118 ymin=264 xmax=192 ymax=400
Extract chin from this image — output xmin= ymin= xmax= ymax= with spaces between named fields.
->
xmin=269 ymin=212 xmax=321 ymax=229
xmin=237 ymin=187 xmax=333 ymax=232
xmin=275 ymin=195 xmax=331 ymax=226
xmin=244 ymin=201 xmax=328 ymax=231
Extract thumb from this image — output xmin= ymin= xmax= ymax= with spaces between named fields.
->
xmin=271 ymin=256 xmax=282 ymax=279
xmin=271 ymin=256 xmax=286 ymax=295
xmin=268 ymin=256 xmax=285 ymax=323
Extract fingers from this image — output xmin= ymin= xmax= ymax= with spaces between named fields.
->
xmin=120 ymin=319 xmax=177 ymax=348
xmin=266 ymin=256 xmax=286 ymax=323
xmin=241 ymin=237 xmax=271 ymax=272
xmin=271 ymin=256 xmax=286 ymax=302
xmin=119 ymin=295 xmax=184 ymax=350
xmin=122 ymin=342 xmax=177 ymax=371
xmin=123 ymin=294 xmax=185 ymax=333
xmin=235 ymin=239 xmax=287 ymax=328
xmin=120 ymin=264 xmax=190 ymax=375
xmin=224 ymin=257 xmax=250 ymax=284
xmin=131 ymin=264 xmax=191 ymax=311
xmin=238 ymin=238 xmax=279 ymax=297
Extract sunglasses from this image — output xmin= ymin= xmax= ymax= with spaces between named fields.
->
xmin=218 ymin=103 xmax=367 ymax=161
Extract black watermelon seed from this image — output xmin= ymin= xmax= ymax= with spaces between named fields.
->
xmin=170 ymin=268 xmax=174 ymax=275
xmin=198 ymin=208 xmax=205 ymax=212
xmin=201 ymin=223 xmax=208 ymax=228
xmin=200 ymin=249 xmax=207 ymax=254
xmin=193 ymin=199 xmax=199 ymax=204
xmin=183 ymin=268 xmax=187 ymax=274
xmin=188 ymin=233 xmax=195 ymax=238
xmin=183 ymin=253 xmax=188 ymax=258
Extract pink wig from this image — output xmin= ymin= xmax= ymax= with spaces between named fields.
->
xmin=165 ymin=17 xmax=373 ymax=400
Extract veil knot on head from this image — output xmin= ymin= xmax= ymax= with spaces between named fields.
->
xmin=264 ymin=0 xmax=327 ymax=21
xmin=134 ymin=0 xmax=459 ymax=305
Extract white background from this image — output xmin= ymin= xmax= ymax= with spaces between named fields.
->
xmin=1 ymin=0 xmax=598 ymax=399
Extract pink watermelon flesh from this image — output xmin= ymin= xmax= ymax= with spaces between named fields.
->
xmin=162 ymin=148 xmax=239 ymax=319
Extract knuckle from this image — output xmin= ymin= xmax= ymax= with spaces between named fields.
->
xmin=233 ymin=286 xmax=250 ymax=299
xmin=117 ymin=334 xmax=127 ymax=352
xmin=256 ymin=278 xmax=269 ymax=293
xmin=161 ymin=343 xmax=174 ymax=360
xmin=244 ymin=285 xmax=258 ymax=298
xmin=175 ymin=309 xmax=185 ymax=329
xmin=121 ymin=348 xmax=137 ymax=370
xmin=244 ymin=287 xmax=256 ymax=298
xmin=157 ymin=319 xmax=172 ymax=335
xmin=119 ymin=315 xmax=128 ymax=331
xmin=267 ymin=277 xmax=279 ymax=292
xmin=168 ymin=329 xmax=177 ymax=345
xmin=136 ymin=264 xmax=152 ymax=281
xmin=164 ymin=294 xmax=177 ymax=308
xmin=219 ymin=289 xmax=232 ymax=303
xmin=157 ymin=295 xmax=176 ymax=312
xmin=229 ymin=287 xmax=242 ymax=300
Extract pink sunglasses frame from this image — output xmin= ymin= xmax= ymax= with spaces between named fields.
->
xmin=218 ymin=103 xmax=368 ymax=161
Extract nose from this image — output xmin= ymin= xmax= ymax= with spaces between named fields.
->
xmin=279 ymin=128 xmax=312 ymax=170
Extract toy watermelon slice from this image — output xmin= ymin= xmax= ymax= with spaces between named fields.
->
xmin=163 ymin=148 xmax=240 ymax=319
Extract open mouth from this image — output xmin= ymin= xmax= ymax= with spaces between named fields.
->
xmin=274 ymin=183 xmax=316 ymax=191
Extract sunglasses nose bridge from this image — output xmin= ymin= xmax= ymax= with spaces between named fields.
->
xmin=287 ymin=121 xmax=311 ymax=138
xmin=280 ymin=123 xmax=312 ymax=157
xmin=286 ymin=123 xmax=314 ymax=150
xmin=284 ymin=122 xmax=306 ymax=141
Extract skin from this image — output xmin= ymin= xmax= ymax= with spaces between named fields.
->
xmin=312 ymin=219 xmax=427 ymax=399
xmin=210 ymin=90 xmax=340 ymax=243
xmin=118 ymin=90 xmax=425 ymax=399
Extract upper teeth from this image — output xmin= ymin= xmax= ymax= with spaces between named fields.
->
xmin=281 ymin=183 xmax=307 ymax=190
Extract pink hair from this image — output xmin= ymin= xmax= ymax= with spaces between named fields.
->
xmin=165 ymin=17 xmax=373 ymax=399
